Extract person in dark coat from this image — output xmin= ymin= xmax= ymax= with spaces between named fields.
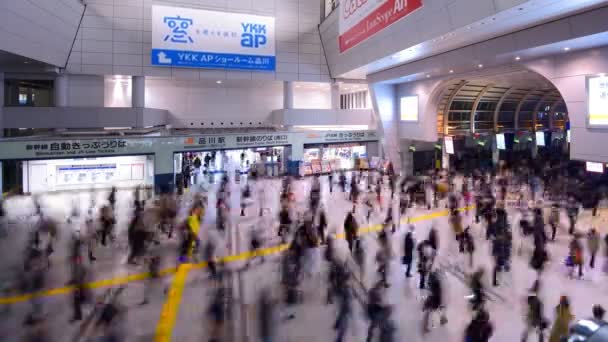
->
xmin=469 ymin=268 xmax=486 ymax=311
xmin=344 ymin=208 xmax=358 ymax=253
xmin=417 ymin=240 xmax=435 ymax=289
xmin=422 ymin=270 xmax=447 ymax=333
xmin=491 ymin=228 xmax=512 ymax=287
xmin=333 ymin=268 xmax=352 ymax=342
xmin=460 ymin=226 xmax=475 ymax=268
xmin=428 ymin=226 xmax=439 ymax=252
xmin=403 ymin=226 xmax=415 ymax=278
xmin=317 ymin=207 xmax=328 ymax=245
xmin=464 ymin=308 xmax=494 ymax=342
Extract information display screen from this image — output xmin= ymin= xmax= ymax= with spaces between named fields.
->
xmin=588 ymin=75 xmax=608 ymax=127
xmin=535 ymin=131 xmax=546 ymax=147
xmin=444 ymin=136 xmax=454 ymax=154
xmin=586 ymin=161 xmax=604 ymax=173
xmin=400 ymin=96 xmax=419 ymax=122
xmin=496 ymin=133 xmax=506 ymax=150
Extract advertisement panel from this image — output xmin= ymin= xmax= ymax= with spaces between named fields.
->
xmin=588 ymin=75 xmax=608 ymax=127
xmin=444 ymin=136 xmax=454 ymax=154
xmin=586 ymin=161 xmax=604 ymax=173
xmin=496 ymin=133 xmax=505 ymax=150
xmin=339 ymin=0 xmax=423 ymax=53
xmin=151 ymin=5 xmax=275 ymax=71
xmin=535 ymin=131 xmax=545 ymax=147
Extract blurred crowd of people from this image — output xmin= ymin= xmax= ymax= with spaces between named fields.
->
xmin=0 ymin=157 xmax=607 ymax=341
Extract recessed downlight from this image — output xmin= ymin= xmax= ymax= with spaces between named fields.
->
xmin=515 ymin=56 xmax=521 ymax=61
xmin=216 ymin=80 xmax=222 ymax=84
xmin=478 ymin=64 xmax=484 ymax=68
xmin=449 ymin=70 xmax=454 ymax=73
xmin=564 ymin=47 xmax=570 ymax=51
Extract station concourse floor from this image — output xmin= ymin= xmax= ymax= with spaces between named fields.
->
xmin=1 ymin=175 xmax=608 ymax=341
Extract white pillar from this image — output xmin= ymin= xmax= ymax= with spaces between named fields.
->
xmin=331 ymin=82 xmax=340 ymax=109
xmin=132 ymin=76 xmax=145 ymax=108
xmin=492 ymin=145 xmax=499 ymax=167
xmin=442 ymin=147 xmax=449 ymax=170
xmin=283 ymin=81 xmax=294 ymax=110
xmin=54 ymin=74 xmax=69 ymax=107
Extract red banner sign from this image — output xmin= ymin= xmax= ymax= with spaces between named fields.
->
xmin=339 ymin=0 xmax=423 ymax=53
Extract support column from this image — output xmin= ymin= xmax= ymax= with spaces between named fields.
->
xmin=492 ymin=143 xmax=499 ymax=168
xmin=132 ymin=76 xmax=145 ymax=108
xmin=54 ymin=74 xmax=69 ymax=107
xmin=0 ymin=72 xmax=4 ymax=196
xmin=0 ymin=72 xmax=5 ymax=138
xmin=283 ymin=81 xmax=294 ymax=110
xmin=331 ymin=82 xmax=340 ymax=109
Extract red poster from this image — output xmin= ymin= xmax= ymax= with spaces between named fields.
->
xmin=339 ymin=0 xmax=423 ymax=53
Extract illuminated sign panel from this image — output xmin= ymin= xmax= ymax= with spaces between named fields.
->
xmin=588 ymin=75 xmax=608 ymax=127
xmin=400 ymin=95 xmax=419 ymax=121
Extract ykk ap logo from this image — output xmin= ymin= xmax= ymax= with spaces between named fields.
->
xmin=241 ymin=22 xmax=267 ymax=48
xmin=163 ymin=16 xmax=194 ymax=43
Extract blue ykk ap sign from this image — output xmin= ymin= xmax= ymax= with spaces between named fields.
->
xmin=241 ymin=22 xmax=267 ymax=48
xmin=163 ymin=16 xmax=194 ymax=43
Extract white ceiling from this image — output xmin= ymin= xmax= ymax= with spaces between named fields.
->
xmin=340 ymin=0 xmax=608 ymax=79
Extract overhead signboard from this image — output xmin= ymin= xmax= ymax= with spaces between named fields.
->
xmin=444 ymin=136 xmax=454 ymax=154
xmin=0 ymin=130 xmax=379 ymax=161
xmin=304 ymin=131 xmax=378 ymax=143
xmin=586 ymin=161 xmax=604 ymax=173
xmin=22 ymin=139 xmax=129 ymax=158
xmin=400 ymin=95 xmax=419 ymax=121
xmin=496 ymin=133 xmax=506 ymax=150
xmin=151 ymin=5 xmax=275 ymax=71
xmin=339 ymin=0 xmax=423 ymax=53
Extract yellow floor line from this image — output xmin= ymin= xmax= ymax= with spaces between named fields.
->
xmin=154 ymin=264 xmax=191 ymax=342
xmin=0 ymin=206 xmax=473 ymax=305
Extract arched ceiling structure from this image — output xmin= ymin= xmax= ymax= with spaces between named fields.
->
xmin=437 ymin=70 xmax=567 ymax=136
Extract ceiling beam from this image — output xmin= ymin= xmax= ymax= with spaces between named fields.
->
xmin=470 ymin=84 xmax=493 ymax=134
